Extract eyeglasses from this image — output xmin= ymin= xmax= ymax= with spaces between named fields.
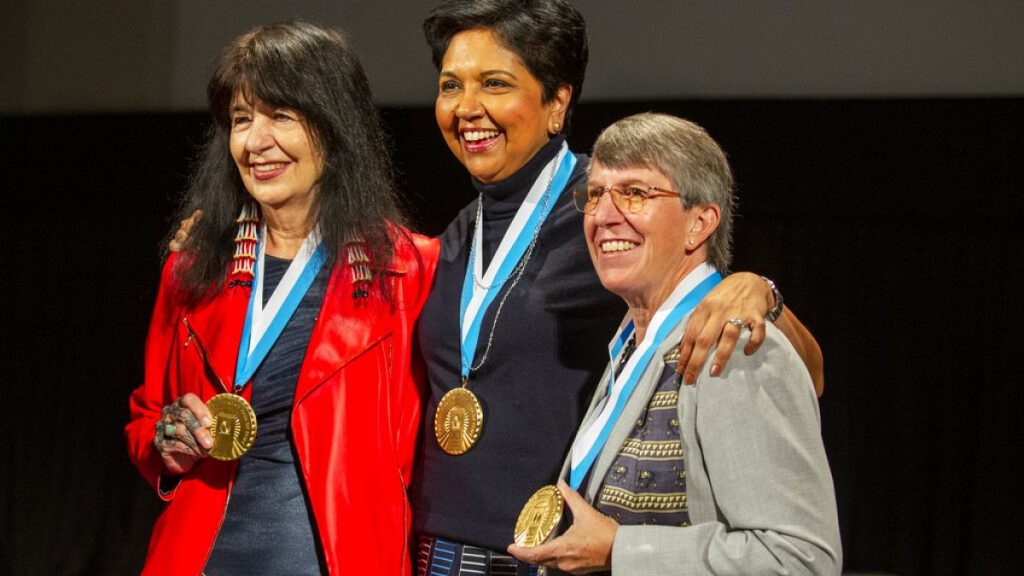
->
xmin=573 ymin=184 xmax=682 ymax=214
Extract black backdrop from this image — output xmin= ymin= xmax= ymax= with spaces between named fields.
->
xmin=3 ymin=98 xmax=1021 ymax=575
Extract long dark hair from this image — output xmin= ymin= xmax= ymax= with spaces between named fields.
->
xmin=170 ymin=21 xmax=404 ymax=302
xmin=423 ymin=0 xmax=588 ymax=133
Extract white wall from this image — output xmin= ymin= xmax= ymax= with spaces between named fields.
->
xmin=3 ymin=0 xmax=1023 ymax=114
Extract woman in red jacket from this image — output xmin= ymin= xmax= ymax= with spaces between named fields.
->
xmin=125 ymin=22 xmax=438 ymax=575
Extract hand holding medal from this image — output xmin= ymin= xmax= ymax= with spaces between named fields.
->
xmin=152 ymin=393 xmax=215 ymax=475
xmin=206 ymin=393 xmax=258 ymax=461
xmin=513 ymin=484 xmax=564 ymax=547
xmin=507 ymin=480 xmax=617 ymax=572
xmin=179 ymin=316 xmax=259 ymax=463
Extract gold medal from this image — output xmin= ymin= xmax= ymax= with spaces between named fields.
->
xmin=514 ymin=485 xmax=564 ymax=547
xmin=434 ymin=387 xmax=483 ymax=455
xmin=206 ymin=393 xmax=258 ymax=461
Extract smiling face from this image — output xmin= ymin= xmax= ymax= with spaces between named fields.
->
xmin=228 ymin=90 xmax=324 ymax=216
xmin=585 ymin=160 xmax=716 ymax=310
xmin=435 ymin=28 xmax=570 ymax=184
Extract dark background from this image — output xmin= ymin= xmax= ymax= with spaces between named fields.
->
xmin=3 ymin=97 xmax=1022 ymax=575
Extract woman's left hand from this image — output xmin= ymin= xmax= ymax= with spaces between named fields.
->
xmin=507 ymin=480 xmax=618 ymax=574
xmin=152 ymin=393 xmax=213 ymax=475
xmin=677 ymin=272 xmax=772 ymax=385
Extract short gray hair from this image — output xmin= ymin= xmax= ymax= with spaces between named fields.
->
xmin=591 ymin=112 xmax=735 ymax=273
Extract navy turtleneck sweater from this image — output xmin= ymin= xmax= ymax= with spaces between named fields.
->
xmin=410 ymin=136 xmax=627 ymax=551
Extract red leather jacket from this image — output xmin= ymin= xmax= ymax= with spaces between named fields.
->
xmin=126 ymin=230 xmax=439 ymax=575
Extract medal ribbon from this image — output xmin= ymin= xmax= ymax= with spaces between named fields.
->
xmin=569 ymin=263 xmax=722 ymax=489
xmin=235 ymin=225 xmax=327 ymax=389
xmin=458 ymin=144 xmax=576 ymax=380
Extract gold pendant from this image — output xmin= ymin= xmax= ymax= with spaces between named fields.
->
xmin=514 ymin=485 xmax=564 ymax=547
xmin=434 ymin=387 xmax=483 ymax=455
xmin=206 ymin=393 xmax=258 ymax=461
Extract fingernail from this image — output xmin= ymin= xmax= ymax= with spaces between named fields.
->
xmin=202 ymin=417 xmax=211 ymax=427
xmin=710 ymin=363 xmax=721 ymax=376
xmin=684 ymin=371 xmax=694 ymax=385
xmin=202 ymin=437 xmax=213 ymax=448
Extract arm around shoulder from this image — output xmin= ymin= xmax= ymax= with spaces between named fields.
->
xmin=676 ymin=272 xmax=824 ymax=397
xmin=772 ymin=306 xmax=824 ymax=397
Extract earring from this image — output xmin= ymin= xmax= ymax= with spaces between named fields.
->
xmin=346 ymin=238 xmax=372 ymax=299
xmin=552 ymin=121 xmax=561 ymax=133
xmin=230 ymin=201 xmax=259 ymax=281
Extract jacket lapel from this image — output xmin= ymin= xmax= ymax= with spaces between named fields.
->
xmin=188 ymin=282 xmax=251 ymax=396
xmin=293 ymin=262 xmax=404 ymax=403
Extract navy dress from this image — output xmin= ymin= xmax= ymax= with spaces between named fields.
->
xmin=203 ymin=255 xmax=329 ymax=576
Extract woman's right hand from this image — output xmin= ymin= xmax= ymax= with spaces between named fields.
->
xmin=168 ymin=209 xmax=203 ymax=253
xmin=152 ymin=393 xmax=214 ymax=475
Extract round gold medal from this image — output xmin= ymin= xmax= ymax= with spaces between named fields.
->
xmin=434 ymin=387 xmax=483 ymax=455
xmin=206 ymin=393 xmax=258 ymax=461
xmin=514 ymin=485 xmax=564 ymax=547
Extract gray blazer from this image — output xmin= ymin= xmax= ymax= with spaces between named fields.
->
xmin=562 ymin=317 xmax=842 ymax=575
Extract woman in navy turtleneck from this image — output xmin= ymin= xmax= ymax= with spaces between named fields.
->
xmin=410 ymin=2 xmax=825 ymax=574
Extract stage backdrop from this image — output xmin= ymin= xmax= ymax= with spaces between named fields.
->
xmin=2 ymin=97 xmax=1021 ymax=575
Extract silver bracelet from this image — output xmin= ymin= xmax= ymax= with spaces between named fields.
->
xmin=761 ymin=276 xmax=784 ymax=322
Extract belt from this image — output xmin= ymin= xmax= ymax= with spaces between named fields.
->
xmin=417 ymin=535 xmax=540 ymax=576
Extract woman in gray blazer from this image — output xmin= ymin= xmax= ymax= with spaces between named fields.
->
xmin=508 ymin=113 xmax=841 ymax=575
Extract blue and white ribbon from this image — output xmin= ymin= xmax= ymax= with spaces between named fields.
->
xmin=235 ymin=225 xmax=326 ymax=389
xmin=458 ymin=144 xmax=576 ymax=381
xmin=569 ymin=263 xmax=722 ymax=489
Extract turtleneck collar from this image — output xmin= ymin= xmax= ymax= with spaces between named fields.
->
xmin=471 ymin=135 xmax=567 ymax=220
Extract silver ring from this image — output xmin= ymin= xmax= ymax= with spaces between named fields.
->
xmin=726 ymin=317 xmax=747 ymax=330
xmin=182 ymin=411 xmax=203 ymax=433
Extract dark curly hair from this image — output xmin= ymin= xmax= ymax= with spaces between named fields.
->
xmin=170 ymin=21 xmax=405 ymax=302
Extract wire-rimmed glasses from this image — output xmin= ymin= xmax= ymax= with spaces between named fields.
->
xmin=573 ymin=184 xmax=682 ymax=214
